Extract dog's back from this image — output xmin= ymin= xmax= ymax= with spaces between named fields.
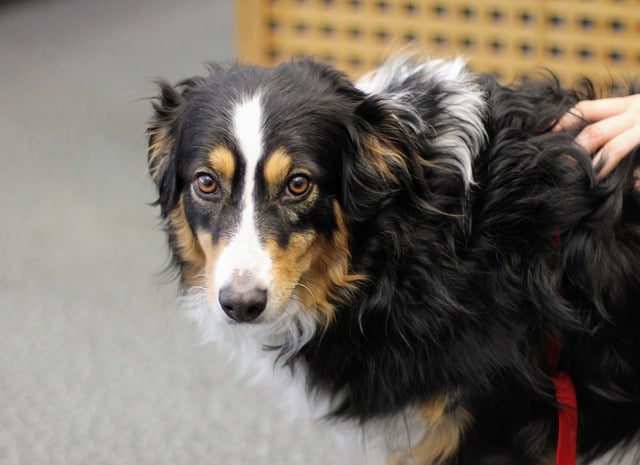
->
xmin=358 ymin=58 xmax=640 ymax=462
xmin=480 ymin=76 xmax=640 ymax=463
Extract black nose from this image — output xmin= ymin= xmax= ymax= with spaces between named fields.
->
xmin=218 ymin=282 xmax=267 ymax=323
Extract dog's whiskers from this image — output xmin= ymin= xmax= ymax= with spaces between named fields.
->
xmin=292 ymin=282 xmax=317 ymax=306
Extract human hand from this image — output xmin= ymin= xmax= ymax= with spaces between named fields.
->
xmin=554 ymin=94 xmax=640 ymax=180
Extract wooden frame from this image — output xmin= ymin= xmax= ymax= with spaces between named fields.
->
xmin=235 ymin=0 xmax=639 ymax=90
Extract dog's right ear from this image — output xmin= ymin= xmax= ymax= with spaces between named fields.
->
xmin=147 ymin=77 xmax=203 ymax=215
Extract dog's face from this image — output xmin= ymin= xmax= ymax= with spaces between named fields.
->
xmin=148 ymin=61 xmax=408 ymax=334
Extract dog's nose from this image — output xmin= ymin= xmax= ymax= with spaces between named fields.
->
xmin=218 ymin=280 xmax=267 ymax=323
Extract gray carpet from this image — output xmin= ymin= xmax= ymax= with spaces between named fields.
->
xmin=0 ymin=1 xmax=337 ymax=464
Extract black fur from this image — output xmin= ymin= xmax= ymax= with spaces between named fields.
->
xmin=149 ymin=59 xmax=640 ymax=464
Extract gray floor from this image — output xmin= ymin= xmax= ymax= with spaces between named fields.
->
xmin=0 ymin=1 xmax=337 ymax=464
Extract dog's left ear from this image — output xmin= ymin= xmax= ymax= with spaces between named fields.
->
xmin=341 ymin=94 xmax=417 ymax=220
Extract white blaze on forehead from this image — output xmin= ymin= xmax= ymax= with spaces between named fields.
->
xmin=214 ymin=94 xmax=272 ymax=292
xmin=233 ymin=93 xmax=264 ymax=169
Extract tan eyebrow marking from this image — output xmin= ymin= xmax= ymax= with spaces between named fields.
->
xmin=263 ymin=148 xmax=293 ymax=188
xmin=208 ymin=146 xmax=236 ymax=180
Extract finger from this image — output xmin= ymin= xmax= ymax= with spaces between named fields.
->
xmin=575 ymin=96 xmax=635 ymax=121
xmin=574 ymin=112 xmax=635 ymax=155
xmin=554 ymin=95 xmax=635 ymax=131
xmin=553 ymin=105 xmax=586 ymax=132
xmin=594 ymin=126 xmax=640 ymax=179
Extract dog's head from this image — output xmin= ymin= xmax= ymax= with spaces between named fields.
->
xmin=148 ymin=60 xmax=416 ymax=344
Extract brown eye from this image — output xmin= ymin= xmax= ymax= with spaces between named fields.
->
xmin=286 ymin=174 xmax=311 ymax=197
xmin=194 ymin=173 xmax=218 ymax=195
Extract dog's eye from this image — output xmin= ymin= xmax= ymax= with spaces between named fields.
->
xmin=285 ymin=174 xmax=312 ymax=198
xmin=194 ymin=173 xmax=218 ymax=195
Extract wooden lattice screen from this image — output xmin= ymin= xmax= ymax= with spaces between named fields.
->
xmin=236 ymin=0 xmax=640 ymax=91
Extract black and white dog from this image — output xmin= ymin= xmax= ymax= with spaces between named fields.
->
xmin=147 ymin=56 xmax=640 ymax=465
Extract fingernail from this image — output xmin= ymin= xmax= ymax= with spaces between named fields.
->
xmin=592 ymin=148 xmax=603 ymax=166
xmin=592 ymin=149 xmax=608 ymax=181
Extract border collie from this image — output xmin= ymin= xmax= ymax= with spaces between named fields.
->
xmin=147 ymin=56 xmax=640 ymax=465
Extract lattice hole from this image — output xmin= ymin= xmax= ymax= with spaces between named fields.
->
xmin=404 ymin=2 xmax=419 ymax=14
xmin=549 ymin=14 xmax=565 ymax=28
xmin=433 ymin=4 xmax=448 ymax=17
xmin=490 ymin=9 xmax=505 ymax=23
xmin=520 ymin=11 xmax=536 ymax=26
xmin=461 ymin=5 xmax=476 ymax=20
xmin=520 ymin=42 xmax=534 ymax=56
xmin=610 ymin=19 xmax=625 ymax=32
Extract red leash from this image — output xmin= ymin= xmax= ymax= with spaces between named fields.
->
xmin=545 ymin=329 xmax=578 ymax=465
xmin=551 ymin=371 xmax=578 ymax=465
xmin=547 ymin=234 xmax=579 ymax=465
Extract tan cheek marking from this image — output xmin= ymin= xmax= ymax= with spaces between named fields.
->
xmin=267 ymin=200 xmax=366 ymax=326
xmin=169 ymin=201 xmax=229 ymax=293
xmin=389 ymin=396 xmax=471 ymax=465
xmin=167 ymin=198 xmax=206 ymax=287
xmin=263 ymin=148 xmax=293 ymax=192
xmin=208 ymin=146 xmax=236 ymax=181
xmin=300 ymin=202 xmax=366 ymax=325
xmin=197 ymin=233 xmax=228 ymax=304
xmin=266 ymin=230 xmax=318 ymax=309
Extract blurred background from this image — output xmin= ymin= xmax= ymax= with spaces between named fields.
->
xmin=0 ymin=1 xmax=638 ymax=465
xmin=239 ymin=0 xmax=640 ymax=91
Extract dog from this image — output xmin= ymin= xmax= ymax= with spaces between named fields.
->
xmin=147 ymin=56 xmax=640 ymax=465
